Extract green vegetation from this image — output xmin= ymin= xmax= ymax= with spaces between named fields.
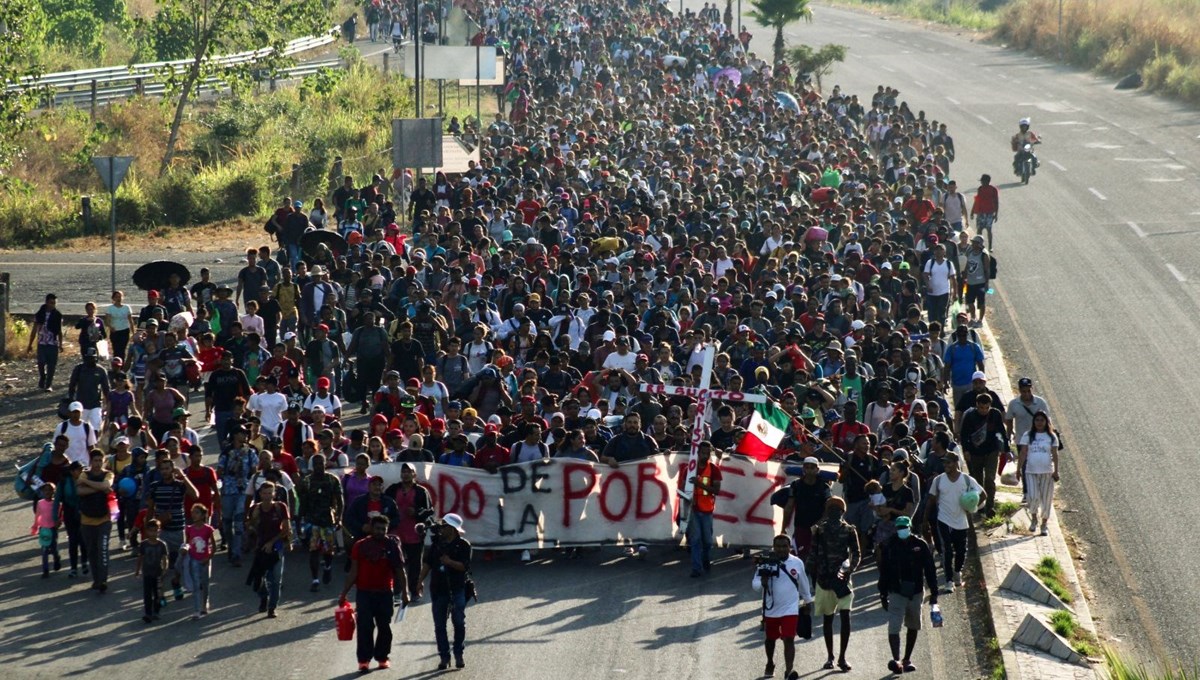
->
xmin=985 ymin=636 xmax=1007 ymax=680
xmin=1102 ymin=646 xmax=1200 ymax=680
xmin=787 ymin=43 xmax=848 ymax=92
xmin=0 ymin=0 xmax=47 ymax=171
xmin=821 ymin=0 xmax=1000 ymax=32
xmin=0 ymin=60 xmax=414 ymax=246
xmin=1032 ymin=555 xmax=1073 ymax=604
xmin=748 ymin=0 xmax=815 ymax=65
xmin=980 ymin=500 xmax=1022 ymax=529
xmin=1049 ymin=610 xmax=1100 ymax=657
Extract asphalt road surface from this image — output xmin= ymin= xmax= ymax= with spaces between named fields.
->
xmin=0 ymin=403 xmax=988 ymax=680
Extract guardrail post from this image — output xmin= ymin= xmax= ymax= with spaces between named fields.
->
xmin=383 ymin=52 xmax=389 ymax=73
xmin=270 ymin=76 xmax=276 ymax=92
xmin=291 ymin=163 xmax=301 ymax=196
xmin=0 ymin=280 xmax=7 ymax=359
xmin=135 ymin=77 xmax=144 ymax=96
xmin=82 ymin=196 xmax=94 ymax=235
xmin=90 ymin=80 xmax=98 ymax=121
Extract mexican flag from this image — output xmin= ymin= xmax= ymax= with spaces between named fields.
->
xmin=737 ymin=401 xmax=791 ymax=461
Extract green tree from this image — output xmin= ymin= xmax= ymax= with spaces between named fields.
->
xmin=0 ymin=0 xmax=48 ymax=171
xmin=787 ymin=43 xmax=847 ymax=92
xmin=155 ymin=0 xmax=329 ymax=176
xmin=47 ymin=10 xmax=108 ymax=61
xmin=747 ymin=0 xmax=813 ymax=67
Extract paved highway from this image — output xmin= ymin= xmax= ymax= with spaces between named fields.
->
xmin=786 ymin=4 xmax=1200 ymax=665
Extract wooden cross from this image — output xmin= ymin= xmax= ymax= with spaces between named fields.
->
xmin=639 ymin=343 xmax=766 ymax=531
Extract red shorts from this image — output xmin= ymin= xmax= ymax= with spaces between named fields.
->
xmin=764 ymin=615 xmax=798 ymax=641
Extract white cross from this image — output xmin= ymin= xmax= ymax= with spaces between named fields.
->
xmin=639 ymin=343 xmax=766 ymax=529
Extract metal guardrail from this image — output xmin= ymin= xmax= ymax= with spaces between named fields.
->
xmin=7 ymin=28 xmax=340 ymax=107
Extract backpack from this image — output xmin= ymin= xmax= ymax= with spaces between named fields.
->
xmin=987 ymin=252 xmax=998 ymax=280
xmin=58 ymin=419 xmax=94 ymax=441
xmin=14 ymin=443 xmax=54 ymax=501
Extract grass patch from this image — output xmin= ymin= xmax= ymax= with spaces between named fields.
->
xmin=1102 ymin=646 xmax=1200 ymax=679
xmin=3 ymin=316 xmax=33 ymax=361
xmin=1049 ymin=610 xmax=1100 ymax=657
xmin=821 ymin=0 xmax=1002 ymax=32
xmin=1032 ymin=555 xmax=1073 ymax=604
xmin=985 ymin=636 xmax=1006 ymax=679
xmin=980 ymin=500 xmax=1022 ymax=529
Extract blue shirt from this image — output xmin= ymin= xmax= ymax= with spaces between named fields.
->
xmin=943 ymin=341 xmax=984 ymax=387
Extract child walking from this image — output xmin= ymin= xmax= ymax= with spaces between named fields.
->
xmin=33 ymin=483 xmax=62 ymax=577
xmin=135 ymin=518 xmax=169 ymax=623
xmin=184 ymin=505 xmax=215 ymax=618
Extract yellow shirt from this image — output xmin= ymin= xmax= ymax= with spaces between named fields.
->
xmin=274 ymin=282 xmax=299 ymax=318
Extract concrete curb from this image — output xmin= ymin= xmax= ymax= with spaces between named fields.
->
xmin=1001 ymin=563 xmax=1073 ymax=612
xmin=976 ymin=319 xmax=1104 ymax=680
xmin=1014 ymin=612 xmax=1085 ymax=664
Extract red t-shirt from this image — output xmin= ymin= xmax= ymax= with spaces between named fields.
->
xmin=184 ymin=465 xmax=219 ymax=516
xmin=830 ymin=421 xmax=871 ymax=452
xmin=903 ymin=198 xmax=936 ymax=224
xmin=274 ymin=451 xmax=300 ymax=479
xmin=516 ymin=199 xmax=542 ymax=225
xmin=473 ymin=443 xmax=511 ymax=469
xmin=352 ymin=535 xmax=404 ymax=592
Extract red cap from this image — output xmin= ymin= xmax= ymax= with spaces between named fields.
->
xmin=484 ymin=423 xmax=499 ymax=434
xmin=316 ymin=323 xmax=330 ymax=332
xmin=148 ymin=290 xmax=160 ymax=298
xmin=406 ymin=378 xmax=421 ymax=389
xmin=316 ymin=377 xmax=331 ymax=389
xmin=521 ymin=395 xmax=536 ymax=404
xmin=386 ymin=428 xmax=403 ymax=438
xmin=431 ymin=418 xmax=446 ymax=431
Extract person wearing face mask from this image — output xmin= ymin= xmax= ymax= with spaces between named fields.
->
xmin=877 ymin=516 xmax=939 ymax=675
xmin=806 ymin=497 xmax=861 ymax=673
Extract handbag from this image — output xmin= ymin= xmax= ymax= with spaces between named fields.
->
xmin=797 ymin=608 xmax=813 ymax=639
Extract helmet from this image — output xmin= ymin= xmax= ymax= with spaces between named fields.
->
xmin=1019 ymin=118 xmax=1031 ymax=127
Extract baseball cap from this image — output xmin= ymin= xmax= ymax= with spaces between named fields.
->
xmin=68 ymin=401 xmax=83 ymax=412
xmin=1017 ymin=377 xmax=1033 ymax=387
xmin=802 ymin=456 xmax=820 ymax=466
xmin=971 ymin=371 xmax=987 ymax=382
xmin=800 ymin=407 xmax=817 ymax=419
xmin=895 ymin=516 xmax=912 ymax=528
xmin=311 ymin=404 xmax=326 ymax=414
xmin=602 ymin=330 xmax=616 ymax=341
xmin=316 ymin=377 xmax=331 ymax=389
xmin=283 ymin=332 xmax=297 ymax=341
xmin=172 ymin=407 xmax=189 ymax=418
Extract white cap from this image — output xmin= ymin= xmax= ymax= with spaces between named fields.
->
xmin=586 ymin=408 xmax=603 ymax=419
xmin=602 ymin=330 xmax=616 ymax=341
xmin=114 ymin=436 xmax=130 ymax=446
xmin=851 ymin=320 xmax=866 ymax=331
xmin=68 ymin=401 xmax=83 ymax=412
xmin=737 ymin=324 xmax=750 ymax=333
xmin=311 ymin=404 xmax=326 ymax=414
xmin=283 ymin=332 xmax=297 ymax=341
xmin=880 ymin=262 xmax=892 ymax=270
xmin=971 ymin=370 xmax=987 ymax=382
xmin=802 ymin=456 xmax=820 ymax=466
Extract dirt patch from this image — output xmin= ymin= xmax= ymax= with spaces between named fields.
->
xmin=0 ymin=218 xmax=266 ymax=255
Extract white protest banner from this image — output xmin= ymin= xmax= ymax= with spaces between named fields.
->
xmin=363 ymin=454 xmax=786 ymax=550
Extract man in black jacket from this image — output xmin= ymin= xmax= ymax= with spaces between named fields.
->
xmin=958 ymin=393 xmax=1006 ymax=517
xmin=878 ymin=516 xmax=938 ymax=674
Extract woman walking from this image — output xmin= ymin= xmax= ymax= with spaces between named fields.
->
xmin=1017 ymin=411 xmax=1059 ymax=536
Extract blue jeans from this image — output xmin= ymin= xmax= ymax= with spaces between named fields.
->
xmin=687 ymin=511 xmax=714 ymax=574
xmin=213 ymin=410 xmax=234 ymax=446
xmin=221 ymin=496 xmax=245 ymax=559
xmin=37 ymin=343 xmax=59 ymax=387
xmin=184 ymin=556 xmax=211 ymax=613
xmin=259 ymin=553 xmax=284 ymax=609
xmin=286 ymin=243 xmax=302 ymax=269
xmin=431 ymin=590 xmax=467 ymax=661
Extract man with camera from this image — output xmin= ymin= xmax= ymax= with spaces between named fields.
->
xmin=878 ymin=516 xmax=939 ymax=674
xmin=752 ymin=534 xmax=813 ymax=680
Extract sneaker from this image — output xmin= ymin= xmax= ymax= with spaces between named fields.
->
xmin=174 ymin=587 xmax=184 ymax=601
xmin=437 ymin=660 xmax=450 ymax=671
xmin=357 ymin=662 xmax=370 ymax=673
xmin=520 ymin=550 xmax=531 ymax=562
xmin=200 ymin=610 xmax=208 ymax=617
xmin=1040 ymin=525 xmax=1049 ymax=536
xmin=888 ymin=659 xmax=903 ymax=674
xmin=944 ymin=581 xmax=955 ymax=594
xmin=310 ymin=579 xmax=320 ymax=592
xmin=376 ymin=660 xmax=390 ymax=670
xmin=455 ymin=656 xmax=465 ymax=669
xmin=1030 ymin=518 xmax=1038 ymax=532
xmin=954 ymin=572 xmax=964 ymax=587
xmin=68 ymin=569 xmax=78 ymax=579
xmin=637 ymin=545 xmax=649 ymax=557
xmin=190 ymin=613 xmax=201 ymax=620
xmin=902 ymin=660 xmax=917 ymax=673
xmin=267 ymin=609 xmax=277 ymax=618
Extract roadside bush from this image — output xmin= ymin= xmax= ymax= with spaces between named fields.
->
xmin=153 ymin=172 xmax=209 ymax=226
xmin=219 ymin=172 xmax=272 ymax=218
xmin=47 ymin=10 xmax=108 ymax=61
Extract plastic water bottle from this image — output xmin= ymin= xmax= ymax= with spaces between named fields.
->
xmin=930 ymin=604 xmax=944 ymax=628
xmin=838 ymin=558 xmax=850 ymax=580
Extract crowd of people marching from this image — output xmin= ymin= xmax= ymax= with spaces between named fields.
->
xmin=15 ymin=0 xmax=1066 ymax=674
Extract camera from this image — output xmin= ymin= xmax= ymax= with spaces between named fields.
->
xmin=754 ymin=550 xmax=782 ymax=577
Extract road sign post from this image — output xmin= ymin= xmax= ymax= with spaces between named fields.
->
xmin=92 ymin=155 xmax=134 ymax=294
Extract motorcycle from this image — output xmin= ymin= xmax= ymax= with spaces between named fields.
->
xmin=1015 ymin=140 xmax=1041 ymax=185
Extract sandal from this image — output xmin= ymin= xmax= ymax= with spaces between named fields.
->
xmin=764 ymin=662 xmax=775 ymax=677
xmin=822 ymin=659 xmax=836 ymax=670
xmin=838 ymin=660 xmax=853 ymax=672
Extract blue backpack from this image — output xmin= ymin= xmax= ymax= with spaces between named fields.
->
xmin=14 ymin=443 xmax=54 ymax=501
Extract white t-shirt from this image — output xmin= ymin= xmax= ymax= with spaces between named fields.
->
xmin=751 ymin=554 xmax=813 ymax=617
xmin=1018 ymin=431 xmax=1058 ymax=474
xmin=58 ymin=421 xmax=97 ymax=466
xmin=419 ymin=382 xmax=449 ymax=417
xmin=303 ymin=392 xmax=342 ymax=417
xmin=930 ymin=471 xmax=982 ymax=531
xmin=923 ymin=259 xmax=956 ymax=296
xmin=602 ymin=351 xmax=637 ymax=372
xmin=249 ymin=391 xmax=289 ymax=434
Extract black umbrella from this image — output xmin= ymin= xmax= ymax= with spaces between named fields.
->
xmin=132 ymin=260 xmax=190 ymax=291
xmin=300 ymin=229 xmax=348 ymax=258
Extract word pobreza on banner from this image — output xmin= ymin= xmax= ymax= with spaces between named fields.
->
xmin=361 ymin=454 xmax=786 ymax=550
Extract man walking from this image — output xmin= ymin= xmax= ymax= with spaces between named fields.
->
xmin=418 ymin=513 xmax=472 ymax=670
xmin=959 ymin=394 xmax=1006 ymax=518
xmin=921 ymin=244 xmax=956 ymax=328
xmin=878 ymin=516 xmax=939 ymax=674
xmin=970 ymin=174 xmax=999 ymax=250
xmin=77 ymin=450 xmax=114 ymax=592
xmin=300 ymin=453 xmax=345 ymax=592
xmin=752 ymin=534 xmax=813 ymax=680
xmin=923 ymin=452 xmax=984 ymax=592
xmin=340 ymin=515 xmax=409 ymax=673
xmin=686 ymin=441 xmax=722 ymax=578
xmin=807 ymin=497 xmax=861 ymax=673
xmin=782 ymin=456 xmax=832 ymax=559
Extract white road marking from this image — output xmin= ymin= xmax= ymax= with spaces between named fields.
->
xmin=1167 ymin=264 xmax=1187 ymax=282
xmin=1113 ymin=157 xmax=1170 ymax=162
xmin=1089 ymin=187 xmax=1108 ymax=200
xmin=1126 ymin=221 xmax=1148 ymax=238
xmin=1048 ymin=160 xmax=1067 ymax=171
xmin=945 ymin=96 xmax=960 ymax=105
xmin=1045 ymin=121 xmax=1085 ymax=125
xmin=913 ymin=80 xmax=927 ymax=89
xmin=881 ymin=66 xmax=897 ymax=73
xmin=1146 ymin=177 xmax=1185 ymax=183
xmin=976 ymin=114 xmax=993 ymax=125
xmin=1085 ymin=142 xmax=1122 ymax=149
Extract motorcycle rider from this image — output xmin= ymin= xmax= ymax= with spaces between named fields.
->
xmin=1010 ymin=118 xmax=1041 ymax=176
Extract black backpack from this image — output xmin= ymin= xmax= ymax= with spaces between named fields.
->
xmin=988 ymin=252 xmax=998 ymax=280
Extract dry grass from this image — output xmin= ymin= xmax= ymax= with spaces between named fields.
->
xmin=997 ymin=0 xmax=1200 ymax=102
